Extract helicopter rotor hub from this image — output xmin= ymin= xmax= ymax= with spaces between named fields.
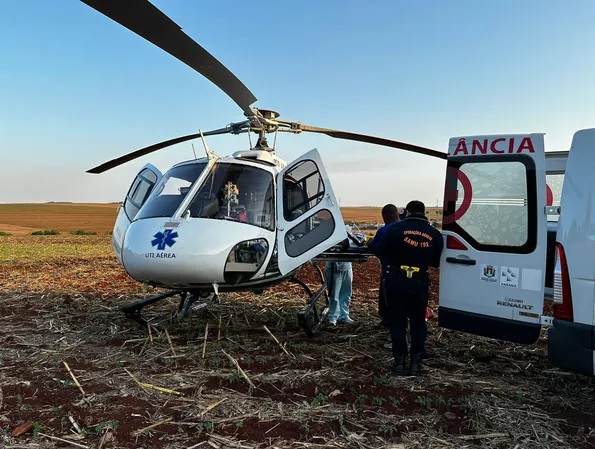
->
xmin=251 ymin=108 xmax=281 ymax=133
xmin=257 ymin=109 xmax=280 ymax=121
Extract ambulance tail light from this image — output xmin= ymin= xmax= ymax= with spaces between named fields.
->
xmin=552 ymin=242 xmax=573 ymax=321
xmin=447 ymin=235 xmax=467 ymax=250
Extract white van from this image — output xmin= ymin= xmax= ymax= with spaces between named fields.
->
xmin=437 ymin=130 xmax=595 ymax=376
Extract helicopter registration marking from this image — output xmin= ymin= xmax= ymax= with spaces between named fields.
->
xmin=145 ymin=252 xmax=176 ymax=258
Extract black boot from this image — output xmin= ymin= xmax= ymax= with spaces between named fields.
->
xmin=409 ymin=352 xmax=423 ymax=376
xmin=392 ymin=353 xmax=407 ymax=376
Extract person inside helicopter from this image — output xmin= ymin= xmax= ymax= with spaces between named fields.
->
xmin=187 ymin=162 xmax=275 ymax=230
xmin=231 ymin=205 xmax=248 ymax=222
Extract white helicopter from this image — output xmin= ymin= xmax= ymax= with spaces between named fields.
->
xmin=81 ymin=0 xmax=447 ymax=335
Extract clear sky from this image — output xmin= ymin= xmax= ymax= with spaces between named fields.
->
xmin=2 ymin=1 xmax=595 ymax=207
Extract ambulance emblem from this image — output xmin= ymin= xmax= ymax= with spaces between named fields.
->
xmin=480 ymin=264 xmax=498 ymax=283
xmin=484 ymin=265 xmax=496 ymax=278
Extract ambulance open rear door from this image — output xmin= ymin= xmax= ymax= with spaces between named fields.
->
xmin=438 ymin=134 xmax=547 ymax=344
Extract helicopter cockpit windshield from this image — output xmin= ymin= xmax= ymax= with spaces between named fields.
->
xmin=136 ymin=161 xmax=207 ymax=219
xmin=187 ymin=162 xmax=275 ymax=231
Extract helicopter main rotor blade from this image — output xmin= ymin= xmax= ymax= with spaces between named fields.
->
xmin=80 ymin=0 xmax=257 ymax=116
xmin=86 ymin=126 xmax=236 ymax=174
xmin=289 ymin=123 xmax=448 ymax=160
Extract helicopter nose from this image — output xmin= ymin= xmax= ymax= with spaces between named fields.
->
xmin=121 ymin=218 xmax=274 ymax=287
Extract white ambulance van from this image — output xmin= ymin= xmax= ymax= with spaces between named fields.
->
xmin=438 ymin=130 xmax=595 ymax=376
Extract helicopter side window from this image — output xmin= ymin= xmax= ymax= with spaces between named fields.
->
xmin=123 ymin=168 xmax=159 ymax=220
xmin=285 ymin=209 xmax=335 ymax=257
xmin=281 ymin=159 xmax=335 ymax=255
xmin=136 ymin=162 xmax=207 ymax=219
xmin=283 ymin=160 xmax=335 ymax=257
xmin=282 ymin=160 xmax=325 ymax=222
xmin=188 ymin=163 xmax=275 ymax=231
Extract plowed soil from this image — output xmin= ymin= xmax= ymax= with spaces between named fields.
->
xmin=1 ymin=204 xmax=594 ymax=449
xmin=1 ymin=239 xmax=595 ymax=448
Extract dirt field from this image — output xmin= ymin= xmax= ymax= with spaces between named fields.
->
xmin=0 ymin=203 xmax=119 ymax=236
xmin=340 ymin=207 xmax=443 ymax=226
xmin=0 ymin=204 xmax=441 ymax=237
xmin=1 ymin=208 xmax=594 ymax=448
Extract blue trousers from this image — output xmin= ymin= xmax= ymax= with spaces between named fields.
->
xmin=325 ymin=262 xmax=353 ymax=321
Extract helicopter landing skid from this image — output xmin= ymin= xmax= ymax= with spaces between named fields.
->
xmin=293 ymin=264 xmax=329 ymax=337
xmin=121 ymin=290 xmax=213 ymax=328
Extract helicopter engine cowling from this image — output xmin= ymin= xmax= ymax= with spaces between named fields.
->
xmin=121 ymin=218 xmax=275 ymax=289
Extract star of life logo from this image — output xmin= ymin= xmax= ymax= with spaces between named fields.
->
xmin=151 ymin=229 xmax=178 ymax=250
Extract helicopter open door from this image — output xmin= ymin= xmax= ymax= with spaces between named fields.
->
xmin=439 ymin=134 xmax=547 ymax=344
xmin=112 ymin=164 xmax=162 ymax=263
xmin=276 ymin=149 xmax=346 ymax=275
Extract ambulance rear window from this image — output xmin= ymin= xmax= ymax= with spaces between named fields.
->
xmin=443 ymin=155 xmax=537 ymax=254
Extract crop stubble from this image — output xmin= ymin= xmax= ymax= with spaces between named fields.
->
xmin=0 ymin=208 xmax=594 ymax=448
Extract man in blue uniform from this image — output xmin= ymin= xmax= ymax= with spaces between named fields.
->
xmin=367 ymin=204 xmax=400 ymax=327
xmin=373 ymin=200 xmax=443 ymax=376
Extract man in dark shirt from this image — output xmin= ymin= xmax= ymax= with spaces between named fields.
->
xmin=367 ymin=204 xmax=400 ymax=327
xmin=373 ymin=200 xmax=443 ymax=376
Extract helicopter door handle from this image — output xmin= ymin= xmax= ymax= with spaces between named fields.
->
xmin=446 ymin=257 xmax=476 ymax=266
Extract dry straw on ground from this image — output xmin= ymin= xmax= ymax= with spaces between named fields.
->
xmin=1 ymin=233 xmax=594 ymax=448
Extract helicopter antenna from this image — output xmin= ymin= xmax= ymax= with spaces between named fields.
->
xmin=191 ymin=143 xmax=198 ymax=160
xmin=247 ymin=127 xmax=253 ymax=149
xmin=199 ymin=129 xmax=218 ymax=160
xmin=272 ymin=129 xmax=278 ymax=151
